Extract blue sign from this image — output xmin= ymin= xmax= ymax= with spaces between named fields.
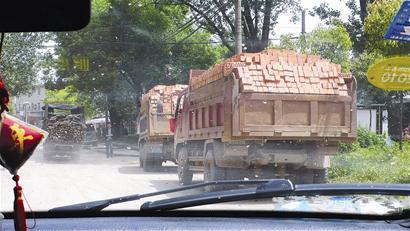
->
xmin=384 ymin=1 xmax=410 ymax=42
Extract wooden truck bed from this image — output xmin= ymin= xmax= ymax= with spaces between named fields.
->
xmin=181 ymin=77 xmax=356 ymax=142
xmin=234 ymin=92 xmax=355 ymax=139
xmin=177 ymin=49 xmax=357 ymax=143
xmin=139 ymin=84 xmax=187 ymax=141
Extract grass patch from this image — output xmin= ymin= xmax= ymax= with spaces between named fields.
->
xmin=330 ymin=129 xmax=410 ymax=183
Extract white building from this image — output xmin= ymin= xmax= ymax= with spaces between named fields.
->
xmin=13 ymin=85 xmax=46 ymax=127
xmin=357 ymin=105 xmax=388 ymax=135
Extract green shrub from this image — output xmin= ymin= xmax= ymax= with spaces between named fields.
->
xmin=338 ymin=141 xmax=358 ymax=153
xmin=330 ymin=140 xmax=410 ymax=184
xmin=338 ymin=128 xmax=385 ymax=153
xmin=356 ymin=127 xmax=385 ymax=148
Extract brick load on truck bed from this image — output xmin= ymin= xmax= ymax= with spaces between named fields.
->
xmin=181 ymin=49 xmax=356 ymax=142
xmin=174 ymin=49 xmax=357 ymax=188
xmin=138 ymin=84 xmax=188 ymax=171
xmin=139 ymin=84 xmax=188 ymax=139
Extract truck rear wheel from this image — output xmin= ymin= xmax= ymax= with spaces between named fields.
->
xmin=295 ymin=167 xmax=328 ymax=184
xmin=204 ymin=149 xmax=226 ymax=192
xmin=139 ymin=154 xmax=144 ymax=168
xmin=177 ymin=147 xmax=193 ymax=185
xmin=140 ymin=145 xmax=154 ymax=172
xmin=139 ymin=145 xmax=145 ymax=168
xmin=313 ymin=169 xmax=328 ymax=184
xmin=143 ymin=155 xmax=154 ymax=172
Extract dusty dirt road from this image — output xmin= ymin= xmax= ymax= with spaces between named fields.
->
xmin=0 ymin=145 xmax=206 ymax=212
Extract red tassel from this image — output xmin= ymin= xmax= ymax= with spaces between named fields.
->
xmin=12 ymin=175 xmax=27 ymax=231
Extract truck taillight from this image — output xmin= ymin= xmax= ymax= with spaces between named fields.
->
xmin=169 ymin=117 xmax=176 ymax=133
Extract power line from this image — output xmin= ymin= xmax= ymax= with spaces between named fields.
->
xmin=23 ymin=36 xmax=298 ymax=49
xmin=168 ymin=1 xmax=232 ymax=44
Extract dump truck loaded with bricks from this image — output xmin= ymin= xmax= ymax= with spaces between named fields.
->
xmin=138 ymin=84 xmax=188 ymax=172
xmin=173 ymin=49 xmax=357 ymax=188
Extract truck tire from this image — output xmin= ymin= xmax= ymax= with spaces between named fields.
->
xmin=295 ymin=168 xmax=328 ymax=184
xmin=204 ymin=149 xmax=226 ymax=192
xmin=295 ymin=167 xmax=314 ymax=184
xmin=139 ymin=154 xmax=144 ymax=168
xmin=177 ymin=147 xmax=193 ymax=185
xmin=141 ymin=145 xmax=154 ymax=172
xmin=143 ymin=155 xmax=154 ymax=172
xmin=313 ymin=169 xmax=328 ymax=184
xmin=139 ymin=145 xmax=145 ymax=168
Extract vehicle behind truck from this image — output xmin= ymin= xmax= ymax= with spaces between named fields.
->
xmin=173 ymin=49 xmax=357 ymax=189
xmin=138 ymin=84 xmax=188 ymax=171
xmin=42 ymin=104 xmax=86 ymax=160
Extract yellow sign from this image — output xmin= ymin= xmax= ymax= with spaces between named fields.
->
xmin=367 ymin=57 xmax=410 ymax=90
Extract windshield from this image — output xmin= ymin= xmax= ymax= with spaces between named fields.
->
xmin=1 ymin=0 xmax=410 ymax=215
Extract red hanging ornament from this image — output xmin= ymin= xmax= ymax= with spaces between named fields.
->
xmin=0 ymin=113 xmax=47 ymax=174
xmin=0 ymin=76 xmax=47 ymax=231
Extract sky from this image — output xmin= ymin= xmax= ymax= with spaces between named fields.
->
xmin=274 ymin=0 xmax=351 ymax=38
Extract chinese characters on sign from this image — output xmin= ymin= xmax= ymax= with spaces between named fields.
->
xmin=57 ymin=57 xmax=90 ymax=71
xmin=384 ymin=1 xmax=410 ymax=41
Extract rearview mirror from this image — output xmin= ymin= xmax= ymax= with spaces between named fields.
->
xmin=0 ymin=0 xmax=90 ymax=32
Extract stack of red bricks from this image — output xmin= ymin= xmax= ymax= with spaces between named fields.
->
xmin=190 ymin=49 xmax=352 ymax=96
xmin=141 ymin=84 xmax=188 ymax=114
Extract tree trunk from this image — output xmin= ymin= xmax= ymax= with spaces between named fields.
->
xmin=109 ymin=106 xmax=125 ymax=138
xmin=242 ymin=0 xmax=270 ymax=53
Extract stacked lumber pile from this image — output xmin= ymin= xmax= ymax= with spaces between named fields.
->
xmin=47 ymin=114 xmax=86 ymax=143
xmin=190 ymin=49 xmax=352 ymax=96
xmin=141 ymin=84 xmax=188 ymax=114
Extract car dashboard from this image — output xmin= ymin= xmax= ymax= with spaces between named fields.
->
xmin=1 ymin=211 xmax=409 ymax=230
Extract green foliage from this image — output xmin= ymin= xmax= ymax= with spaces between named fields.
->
xmin=1 ymin=33 xmax=51 ymax=95
xmin=338 ymin=128 xmax=386 ymax=153
xmin=356 ymin=127 xmax=386 ymax=148
xmin=330 ymin=142 xmax=410 ymax=183
xmin=177 ymin=0 xmax=300 ymax=52
xmin=350 ymin=52 xmax=389 ymax=105
xmin=272 ymin=25 xmax=352 ymax=71
xmin=309 ymin=0 xmax=370 ymax=55
xmin=310 ymin=3 xmax=341 ymax=24
xmin=277 ymin=34 xmax=298 ymax=51
xmin=364 ymin=0 xmax=410 ymax=56
xmin=338 ymin=141 xmax=359 ymax=154
xmin=44 ymin=86 xmax=98 ymax=120
xmin=44 ymin=87 xmax=78 ymax=104
xmin=306 ymin=25 xmax=352 ymax=71
xmin=47 ymin=0 xmax=227 ymax=136
xmin=170 ymin=31 xmax=229 ymax=83
xmin=331 ymin=129 xmax=410 ymax=184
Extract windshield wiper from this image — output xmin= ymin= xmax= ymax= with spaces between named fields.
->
xmin=50 ymin=179 xmax=410 ymax=213
xmin=140 ymin=183 xmax=410 ymax=211
xmin=49 ymin=179 xmax=281 ymax=212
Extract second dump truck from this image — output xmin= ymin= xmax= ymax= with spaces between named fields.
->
xmin=138 ymin=84 xmax=188 ymax=171
xmin=42 ymin=104 xmax=86 ymax=160
xmin=172 ymin=49 xmax=357 ymax=188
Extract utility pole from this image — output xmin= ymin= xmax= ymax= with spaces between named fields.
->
xmin=234 ymin=0 xmax=242 ymax=54
xmin=300 ymin=9 xmax=307 ymax=52
xmin=400 ymin=92 xmax=404 ymax=151
xmin=301 ymin=9 xmax=306 ymax=35
xmin=105 ymin=94 xmax=113 ymax=158
xmin=23 ymin=102 xmax=30 ymax=122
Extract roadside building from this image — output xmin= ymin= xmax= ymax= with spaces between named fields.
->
xmin=12 ymin=85 xmax=46 ymax=127
xmin=357 ymin=104 xmax=388 ymax=135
